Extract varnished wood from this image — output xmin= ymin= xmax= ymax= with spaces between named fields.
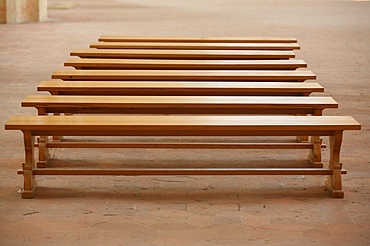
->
xmin=38 ymin=80 xmax=324 ymax=96
xmin=5 ymin=115 xmax=361 ymax=134
xmin=65 ymin=58 xmax=307 ymax=70
xmin=5 ymin=115 xmax=360 ymax=198
xmin=36 ymin=134 xmax=49 ymax=168
xmin=326 ymin=131 xmax=344 ymax=198
xmin=25 ymin=94 xmax=335 ymax=168
xmin=90 ymin=41 xmax=300 ymax=50
xmin=35 ymin=142 xmax=323 ymax=149
xmin=22 ymin=95 xmax=338 ymax=115
xmin=71 ymin=49 xmax=295 ymax=60
xmin=309 ymin=135 xmax=323 ymax=168
xmin=21 ymin=131 xmax=37 ymax=198
xmin=98 ymin=36 xmax=298 ymax=43
xmin=18 ymin=168 xmax=346 ymax=176
xmin=52 ymin=70 xmax=316 ymax=82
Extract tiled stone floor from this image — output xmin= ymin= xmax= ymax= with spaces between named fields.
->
xmin=0 ymin=0 xmax=369 ymax=245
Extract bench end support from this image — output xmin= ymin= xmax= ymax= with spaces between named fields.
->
xmin=325 ymin=180 xmax=344 ymax=198
xmin=326 ymin=132 xmax=344 ymax=198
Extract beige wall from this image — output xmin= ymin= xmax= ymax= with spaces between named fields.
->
xmin=0 ymin=0 xmax=47 ymax=23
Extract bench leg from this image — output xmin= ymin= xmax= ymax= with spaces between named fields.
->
xmin=295 ymin=114 xmax=309 ymax=142
xmin=52 ymin=113 xmax=73 ymax=141
xmin=298 ymin=111 xmax=323 ymax=143
xmin=308 ymin=136 xmax=323 ymax=167
xmin=36 ymin=110 xmax=51 ymax=167
xmin=325 ymin=131 xmax=344 ymax=198
xmin=40 ymin=113 xmax=70 ymax=162
xmin=37 ymin=136 xmax=50 ymax=168
xmin=21 ymin=131 xmax=37 ymax=199
xmin=52 ymin=113 xmax=63 ymax=141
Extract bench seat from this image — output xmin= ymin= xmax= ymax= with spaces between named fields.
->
xmin=38 ymin=81 xmax=324 ymax=96
xmin=52 ymin=70 xmax=316 ymax=82
xmin=23 ymin=95 xmax=338 ymax=116
xmin=5 ymin=115 xmax=361 ymax=198
xmin=71 ymin=49 xmax=295 ymax=60
xmin=90 ymin=41 xmax=300 ymax=50
xmin=65 ymin=58 xmax=307 ymax=70
xmin=98 ymin=36 xmax=298 ymax=43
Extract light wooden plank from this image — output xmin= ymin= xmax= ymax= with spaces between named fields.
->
xmin=52 ymin=70 xmax=316 ymax=82
xmin=90 ymin=41 xmax=300 ymax=50
xmin=65 ymin=58 xmax=307 ymax=70
xmin=71 ymin=49 xmax=295 ymax=59
xmin=22 ymin=95 xmax=338 ymax=115
xmin=98 ymin=36 xmax=298 ymax=43
xmin=36 ymin=142 xmax=317 ymax=149
xmin=5 ymin=115 xmax=361 ymax=133
xmin=18 ymin=168 xmax=344 ymax=176
xmin=22 ymin=95 xmax=338 ymax=106
xmin=38 ymin=80 xmax=324 ymax=96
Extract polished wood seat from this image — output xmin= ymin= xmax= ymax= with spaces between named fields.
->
xmin=38 ymin=80 xmax=324 ymax=96
xmin=90 ymin=41 xmax=300 ymax=50
xmin=65 ymin=58 xmax=307 ymax=70
xmin=52 ymin=70 xmax=316 ymax=82
xmin=5 ymin=115 xmax=361 ymax=198
xmin=71 ymin=49 xmax=296 ymax=60
xmin=23 ymin=95 xmax=338 ymax=116
xmin=98 ymin=36 xmax=298 ymax=43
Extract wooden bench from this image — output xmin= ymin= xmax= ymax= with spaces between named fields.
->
xmin=52 ymin=70 xmax=316 ymax=82
xmin=71 ymin=49 xmax=296 ymax=60
xmin=22 ymin=94 xmax=338 ymax=168
xmin=89 ymin=41 xmax=300 ymax=50
xmin=5 ymin=115 xmax=360 ymax=198
xmin=38 ymin=80 xmax=324 ymax=96
xmin=65 ymin=58 xmax=307 ymax=70
xmin=98 ymin=36 xmax=298 ymax=43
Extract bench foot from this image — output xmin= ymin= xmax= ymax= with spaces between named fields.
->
xmin=325 ymin=180 xmax=344 ymax=198
xmin=21 ymin=184 xmax=37 ymax=199
xmin=309 ymin=161 xmax=323 ymax=168
xmin=37 ymin=161 xmax=48 ymax=168
xmin=20 ymin=170 xmax=37 ymax=199
xmin=308 ymin=154 xmax=323 ymax=167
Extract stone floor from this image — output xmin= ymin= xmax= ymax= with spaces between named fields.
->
xmin=0 ymin=0 xmax=369 ymax=245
